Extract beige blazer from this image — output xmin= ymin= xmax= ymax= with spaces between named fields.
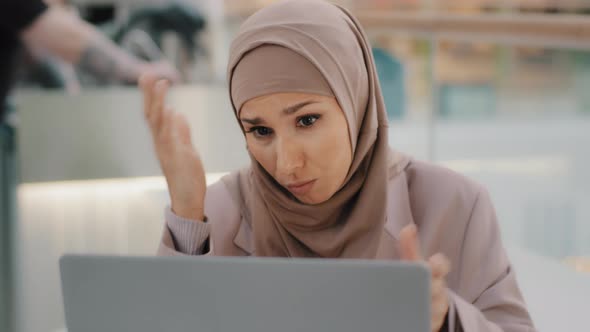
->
xmin=157 ymin=154 xmax=536 ymax=331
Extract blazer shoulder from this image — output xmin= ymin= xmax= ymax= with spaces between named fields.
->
xmin=404 ymin=159 xmax=484 ymax=204
xmin=400 ymin=159 xmax=488 ymax=238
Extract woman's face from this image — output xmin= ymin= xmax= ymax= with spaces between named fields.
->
xmin=240 ymin=92 xmax=352 ymax=205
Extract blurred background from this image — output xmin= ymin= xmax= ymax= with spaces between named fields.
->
xmin=1 ymin=0 xmax=589 ymax=331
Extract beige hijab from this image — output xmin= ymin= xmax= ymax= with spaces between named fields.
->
xmin=223 ymin=0 xmax=392 ymax=258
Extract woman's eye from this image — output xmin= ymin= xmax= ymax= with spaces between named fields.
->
xmin=249 ymin=126 xmax=273 ymax=138
xmin=297 ymin=115 xmax=320 ymax=127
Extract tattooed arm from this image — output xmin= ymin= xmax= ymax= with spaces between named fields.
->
xmin=20 ymin=6 xmax=179 ymax=84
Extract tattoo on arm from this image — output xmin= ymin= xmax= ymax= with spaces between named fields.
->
xmin=77 ymin=38 xmax=141 ymax=84
xmin=78 ymin=44 xmax=118 ymax=84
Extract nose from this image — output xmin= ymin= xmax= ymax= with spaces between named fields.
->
xmin=275 ymin=137 xmax=304 ymax=178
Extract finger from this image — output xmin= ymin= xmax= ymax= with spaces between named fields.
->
xmin=158 ymin=106 xmax=174 ymax=141
xmin=149 ymin=80 xmax=169 ymax=133
xmin=398 ymin=224 xmax=423 ymax=261
xmin=172 ymin=112 xmax=193 ymax=146
xmin=431 ymin=306 xmax=446 ymax=324
xmin=430 ymin=288 xmax=449 ymax=332
xmin=429 ymin=253 xmax=451 ymax=279
xmin=431 ymin=311 xmax=446 ymax=332
xmin=431 ymin=279 xmax=446 ymax=299
xmin=139 ymin=73 xmax=157 ymax=90
xmin=139 ymin=73 xmax=158 ymax=119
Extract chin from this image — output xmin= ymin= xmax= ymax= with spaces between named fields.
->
xmin=298 ymin=197 xmax=319 ymax=205
xmin=296 ymin=192 xmax=331 ymax=205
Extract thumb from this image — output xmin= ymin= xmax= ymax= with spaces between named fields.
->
xmin=399 ymin=224 xmax=423 ymax=261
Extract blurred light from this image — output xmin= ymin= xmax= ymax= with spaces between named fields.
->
xmin=440 ymin=156 xmax=570 ymax=176
xmin=18 ymin=172 xmax=229 ymax=196
xmin=564 ymin=257 xmax=590 ymax=274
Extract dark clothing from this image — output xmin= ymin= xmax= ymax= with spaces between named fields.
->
xmin=0 ymin=107 xmax=18 ymax=332
xmin=1 ymin=3 xmax=47 ymax=331
xmin=0 ymin=0 xmax=47 ymax=119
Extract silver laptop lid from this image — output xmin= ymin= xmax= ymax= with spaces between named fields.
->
xmin=60 ymin=255 xmax=430 ymax=332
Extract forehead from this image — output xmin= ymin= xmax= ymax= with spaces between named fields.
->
xmin=240 ymin=92 xmax=337 ymax=118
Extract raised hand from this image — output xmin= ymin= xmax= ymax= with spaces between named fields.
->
xmin=139 ymin=74 xmax=207 ymax=221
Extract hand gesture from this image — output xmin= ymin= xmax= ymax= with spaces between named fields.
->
xmin=139 ymin=75 xmax=206 ymax=221
xmin=399 ymin=224 xmax=451 ymax=332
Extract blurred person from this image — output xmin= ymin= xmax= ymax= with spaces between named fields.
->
xmin=17 ymin=0 xmax=182 ymax=90
xmin=141 ymin=0 xmax=536 ymax=331
xmin=18 ymin=0 xmax=201 ymax=90
xmin=1 ymin=1 xmax=180 ymax=112
xmin=0 ymin=1 xmax=179 ymax=330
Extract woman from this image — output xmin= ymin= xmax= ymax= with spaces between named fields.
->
xmin=139 ymin=0 xmax=535 ymax=331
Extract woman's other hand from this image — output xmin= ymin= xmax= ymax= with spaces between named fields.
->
xmin=139 ymin=74 xmax=207 ymax=221
xmin=399 ymin=223 xmax=451 ymax=332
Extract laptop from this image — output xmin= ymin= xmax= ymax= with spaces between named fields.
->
xmin=59 ymin=255 xmax=430 ymax=332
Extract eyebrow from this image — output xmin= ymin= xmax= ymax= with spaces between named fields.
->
xmin=240 ymin=100 xmax=318 ymax=125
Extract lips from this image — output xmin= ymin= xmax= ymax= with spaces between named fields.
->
xmin=285 ymin=179 xmax=316 ymax=196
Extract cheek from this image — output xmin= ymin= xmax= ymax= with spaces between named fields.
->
xmin=246 ymin=138 xmax=276 ymax=174
xmin=308 ymin=123 xmax=352 ymax=184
